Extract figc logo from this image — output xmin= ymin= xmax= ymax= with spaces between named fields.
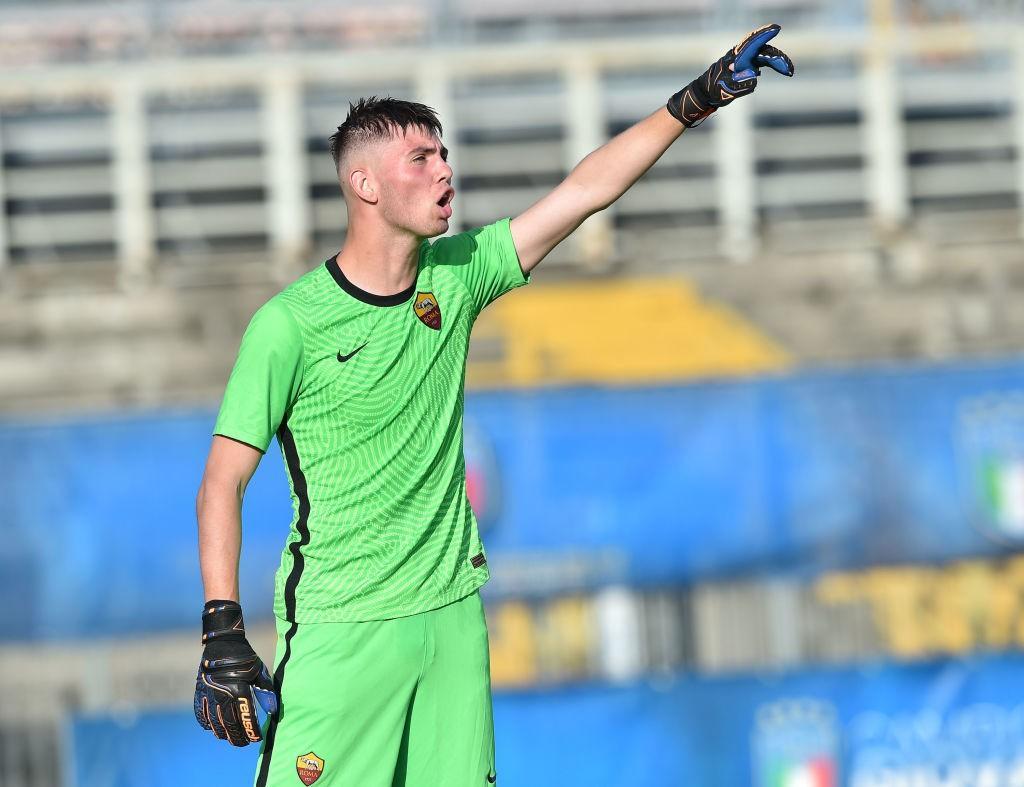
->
xmin=753 ymin=699 xmax=839 ymax=787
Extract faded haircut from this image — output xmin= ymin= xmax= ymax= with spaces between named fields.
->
xmin=328 ymin=96 xmax=443 ymax=174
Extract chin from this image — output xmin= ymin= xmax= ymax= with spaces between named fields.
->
xmin=426 ymin=220 xmax=450 ymax=238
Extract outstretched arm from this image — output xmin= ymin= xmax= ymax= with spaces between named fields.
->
xmin=510 ymin=108 xmax=684 ymax=274
xmin=510 ymin=23 xmax=794 ymax=274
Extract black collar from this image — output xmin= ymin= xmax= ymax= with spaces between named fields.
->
xmin=326 ymin=256 xmax=417 ymax=307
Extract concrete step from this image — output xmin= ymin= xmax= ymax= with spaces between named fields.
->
xmin=2 ymin=237 xmax=1022 ymax=415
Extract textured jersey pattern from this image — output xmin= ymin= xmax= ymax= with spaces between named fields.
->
xmin=214 ymin=219 xmax=528 ymax=622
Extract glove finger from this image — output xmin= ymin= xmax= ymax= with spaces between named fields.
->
xmin=194 ymin=672 xmax=213 ymax=731
xmin=208 ymin=699 xmax=229 ymax=740
xmin=194 ymin=691 xmax=213 ymax=731
xmin=732 ymin=67 xmax=758 ymax=83
xmin=235 ymin=693 xmax=263 ymax=745
xmin=216 ymin=696 xmax=254 ymax=747
xmin=732 ymin=23 xmax=781 ymax=73
xmin=198 ymin=671 xmax=231 ymax=739
xmin=254 ymin=687 xmax=278 ymax=716
xmin=253 ymin=666 xmax=279 ymax=716
xmin=754 ymin=44 xmax=795 ymax=77
xmin=253 ymin=663 xmax=274 ymax=695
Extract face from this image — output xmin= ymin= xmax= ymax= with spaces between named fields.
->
xmin=374 ymin=125 xmax=455 ymax=239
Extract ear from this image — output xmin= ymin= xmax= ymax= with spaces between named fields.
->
xmin=347 ymin=168 xmax=378 ymax=205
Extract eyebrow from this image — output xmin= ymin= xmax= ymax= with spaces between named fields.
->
xmin=409 ymin=145 xmax=448 ymax=161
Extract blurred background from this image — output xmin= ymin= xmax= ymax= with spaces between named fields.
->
xmin=2 ymin=0 xmax=1024 ymax=785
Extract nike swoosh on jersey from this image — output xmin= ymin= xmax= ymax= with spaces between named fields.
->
xmin=337 ymin=343 xmax=367 ymax=362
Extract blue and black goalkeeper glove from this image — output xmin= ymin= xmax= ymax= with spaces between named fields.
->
xmin=194 ymin=600 xmax=278 ymax=747
xmin=668 ymin=23 xmax=795 ymax=128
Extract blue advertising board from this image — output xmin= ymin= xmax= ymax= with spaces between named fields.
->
xmin=67 ymin=653 xmax=1024 ymax=787
xmin=3 ymin=357 xmax=1024 ymax=639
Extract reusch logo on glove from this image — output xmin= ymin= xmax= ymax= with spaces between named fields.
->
xmin=296 ymin=752 xmax=325 ymax=785
xmin=238 ymin=697 xmax=259 ymax=742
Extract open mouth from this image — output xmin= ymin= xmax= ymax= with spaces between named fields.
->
xmin=436 ymin=190 xmax=454 ymax=208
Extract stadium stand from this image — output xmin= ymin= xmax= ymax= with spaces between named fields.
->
xmin=0 ymin=21 xmax=1022 ymax=412
xmin=2 ymin=3 xmax=1024 ymax=785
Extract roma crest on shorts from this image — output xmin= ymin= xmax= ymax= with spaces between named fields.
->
xmin=296 ymin=752 xmax=325 ymax=785
xmin=414 ymin=291 xmax=442 ymax=330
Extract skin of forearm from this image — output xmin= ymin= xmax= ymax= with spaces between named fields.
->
xmin=197 ymin=480 xmax=244 ymax=603
xmin=565 ymin=106 xmax=685 ymax=213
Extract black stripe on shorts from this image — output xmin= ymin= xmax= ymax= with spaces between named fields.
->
xmin=255 ymin=421 xmax=311 ymax=786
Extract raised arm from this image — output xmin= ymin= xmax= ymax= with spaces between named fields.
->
xmin=510 ymin=23 xmax=794 ymax=274
xmin=510 ymin=107 xmax=682 ymax=273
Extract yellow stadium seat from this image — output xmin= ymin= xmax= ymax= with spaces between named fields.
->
xmin=467 ymin=277 xmax=790 ymax=388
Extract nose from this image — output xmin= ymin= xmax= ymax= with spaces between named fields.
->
xmin=438 ymin=158 xmax=453 ymax=184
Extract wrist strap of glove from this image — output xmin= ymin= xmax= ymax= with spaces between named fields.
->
xmin=202 ymin=599 xmax=247 ymax=645
xmin=667 ymin=79 xmax=715 ymax=128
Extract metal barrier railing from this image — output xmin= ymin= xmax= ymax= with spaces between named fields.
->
xmin=0 ymin=24 xmax=1021 ymax=286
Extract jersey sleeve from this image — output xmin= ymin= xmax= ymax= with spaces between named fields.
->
xmin=430 ymin=217 xmax=529 ymax=315
xmin=213 ymin=298 xmax=304 ymax=453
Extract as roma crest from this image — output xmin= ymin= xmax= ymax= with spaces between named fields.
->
xmin=296 ymin=752 xmax=325 ymax=785
xmin=413 ymin=291 xmax=442 ymax=330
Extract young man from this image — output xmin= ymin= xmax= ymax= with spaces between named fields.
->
xmin=194 ymin=24 xmax=792 ymax=787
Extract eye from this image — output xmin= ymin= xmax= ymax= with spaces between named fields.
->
xmin=413 ymin=155 xmax=426 ymax=162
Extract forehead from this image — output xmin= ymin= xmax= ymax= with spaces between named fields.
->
xmin=379 ymin=124 xmax=442 ymax=155
xmin=399 ymin=125 xmax=439 ymax=146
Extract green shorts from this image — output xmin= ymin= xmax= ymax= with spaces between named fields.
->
xmin=253 ymin=590 xmax=496 ymax=787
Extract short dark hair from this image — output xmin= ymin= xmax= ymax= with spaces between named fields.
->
xmin=328 ymin=96 xmax=443 ymax=173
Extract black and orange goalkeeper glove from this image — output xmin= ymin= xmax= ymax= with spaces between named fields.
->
xmin=667 ymin=23 xmax=795 ymax=128
xmin=193 ymin=600 xmax=278 ymax=747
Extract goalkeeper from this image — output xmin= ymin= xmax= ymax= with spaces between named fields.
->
xmin=194 ymin=23 xmax=792 ymax=787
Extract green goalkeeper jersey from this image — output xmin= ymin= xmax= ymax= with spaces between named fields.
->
xmin=213 ymin=218 xmax=528 ymax=623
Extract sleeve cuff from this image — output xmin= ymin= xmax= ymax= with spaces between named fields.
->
xmin=499 ymin=217 xmax=530 ymax=288
xmin=212 ymin=431 xmax=269 ymax=454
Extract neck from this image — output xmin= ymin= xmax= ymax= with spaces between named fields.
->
xmin=335 ymin=220 xmax=422 ymax=296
